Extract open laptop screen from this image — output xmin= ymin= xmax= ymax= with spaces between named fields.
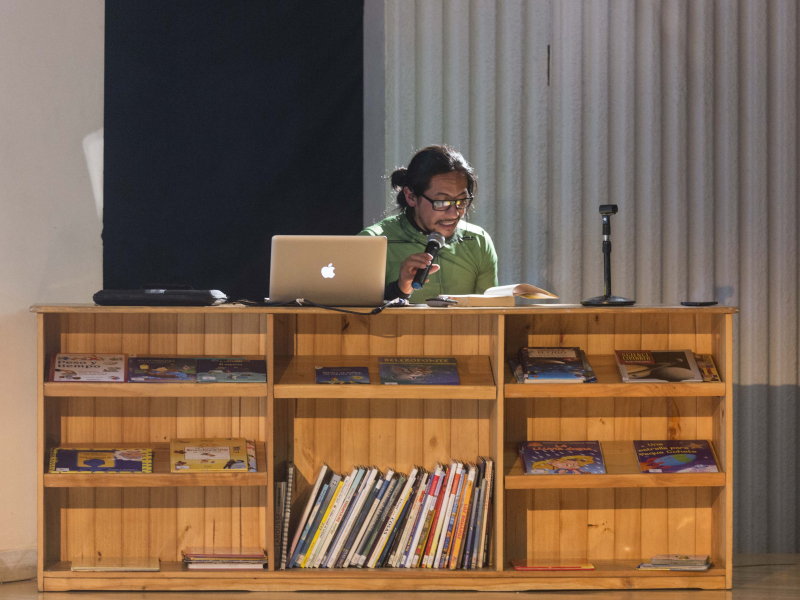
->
xmin=269 ymin=236 xmax=387 ymax=306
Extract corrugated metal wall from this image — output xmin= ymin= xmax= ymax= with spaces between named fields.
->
xmin=384 ymin=0 xmax=798 ymax=554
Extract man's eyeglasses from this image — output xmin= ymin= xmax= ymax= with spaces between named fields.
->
xmin=418 ymin=193 xmax=474 ymax=211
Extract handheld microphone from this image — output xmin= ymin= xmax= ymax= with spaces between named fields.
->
xmin=411 ymin=232 xmax=445 ymax=290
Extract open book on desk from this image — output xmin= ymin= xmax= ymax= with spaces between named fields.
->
xmin=446 ymin=284 xmax=558 ymax=307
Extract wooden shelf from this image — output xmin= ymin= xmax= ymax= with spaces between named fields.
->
xmin=504 ymin=354 xmax=726 ymax=397
xmin=273 ymin=355 xmax=496 ymax=399
xmin=43 ymin=442 xmax=267 ymax=488
xmin=504 ymin=441 xmax=726 ymax=489
xmin=44 ymin=381 xmax=267 ymax=397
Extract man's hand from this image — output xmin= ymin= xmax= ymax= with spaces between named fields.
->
xmin=398 ymin=252 xmax=441 ymax=295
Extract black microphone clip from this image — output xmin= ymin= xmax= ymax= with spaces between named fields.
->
xmin=411 ymin=232 xmax=445 ymax=290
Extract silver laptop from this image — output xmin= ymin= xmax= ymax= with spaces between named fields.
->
xmin=269 ymin=235 xmax=388 ymax=306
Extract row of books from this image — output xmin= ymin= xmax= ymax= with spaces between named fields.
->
xmin=49 ymin=354 xmax=266 ymax=383
xmin=509 ymin=347 xmax=720 ymax=384
xmin=277 ymin=458 xmax=494 ymax=570
xmin=518 ymin=440 xmax=719 ymax=475
xmin=49 ymin=438 xmax=257 ymax=473
xmin=317 ymin=357 xmax=459 ymax=385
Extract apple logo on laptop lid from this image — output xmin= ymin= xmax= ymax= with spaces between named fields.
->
xmin=321 ymin=263 xmax=335 ymax=279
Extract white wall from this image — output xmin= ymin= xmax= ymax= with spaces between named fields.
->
xmin=0 ymin=0 xmax=104 ymax=582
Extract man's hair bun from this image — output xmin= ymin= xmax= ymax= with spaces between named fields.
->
xmin=390 ymin=167 xmax=408 ymax=189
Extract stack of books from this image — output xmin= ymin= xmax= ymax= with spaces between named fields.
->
xmin=510 ymin=347 xmax=596 ymax=384
xmin=183 ymin=548 xmax=267 ymax=570
xmin=281 ymin=458 xmax=494 ymax=570
xmin=637 ymin=554 xmax=710 ymax=571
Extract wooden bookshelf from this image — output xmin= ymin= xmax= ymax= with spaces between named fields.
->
xmin=33 ymin=305 xmax=735 ymax=592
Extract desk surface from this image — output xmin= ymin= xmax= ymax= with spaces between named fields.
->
xmin=30 ymin=303 xmax=738 ymax=315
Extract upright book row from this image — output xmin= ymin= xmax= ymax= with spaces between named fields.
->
xmin=277 ymin=458 xmax=494 ymax=570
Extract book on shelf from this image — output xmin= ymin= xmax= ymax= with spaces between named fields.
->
xmin=49 ymin=353 xmax=127 ymax=382
xmin=634 ymin=440 xmax=719 ymax=473
xmin=614 ymin=350 xmax=703 ymax=383
xmin=183 ymin=548 xmax=267 ymax=570
xmin=278 ymin=463 xmax=294 ymax=570
xmin=71 ymin=557 xmax=160 ymax=572
xmin=378 ymin=357 xmax=460 ymax=385
xmin=285 ymin=457 xmax=493 ymax=569
xmin=447 ymin=283 xmax=558 ymax=307
xmin=49 ymin=448 xmax=153 ymax=474
xmin=518 ymin=441 xmax=606 ymax=475
xmin=509 ymin=351 xmax=596 ymax=384
xmin=196 ymin=357 xmax=266 ymax=382
xmin=129 ymin=357 xmax=196 ymax=383
xmin=637 ymin=562 xmax=710 ymax=571
xmin=169 ymin=438 xmax=249 ymax=472
xmin=651 ymin=554 xmax=710 ymax=566
xmin=517 ymin=347 xmax=587 ymax=382
xmin=694 ymin=353 xmax=721 ymax=382
xmin=315 ymin=366 xmax=370 ymax=384
xmin=510 ymin=559 xmax=595 ymax=571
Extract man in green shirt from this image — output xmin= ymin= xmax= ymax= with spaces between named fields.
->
xmin=358 ymin=145 xmax=498 ymax=304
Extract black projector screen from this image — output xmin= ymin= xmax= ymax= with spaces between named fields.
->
xmin=103 ymin=0 xmax=364 ymax=301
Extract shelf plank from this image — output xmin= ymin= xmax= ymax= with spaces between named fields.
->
xmin=44 ymin=382 xmax=268 ymax=397
xmin=43 ymin=561 xmax=726 ymax=592
xmin=504 ymin=441 xmax=726 ymax=489
xmin=504 ymin=354 xmax=726 ymax=397
xmin=273 ymin=355 xmax=496 ymax=399
xmin=43 ymin=443 xmax=267 ymax=488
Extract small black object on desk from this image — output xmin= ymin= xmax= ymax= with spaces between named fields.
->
xmin=581 ymin=204 xmax=635 ymax=306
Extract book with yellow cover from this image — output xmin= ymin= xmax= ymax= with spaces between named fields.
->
xmin=170 ymin=438 xmax=248 ymax=472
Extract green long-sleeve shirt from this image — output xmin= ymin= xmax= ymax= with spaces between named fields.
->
xmin=358 ymin=212 xmax=498 ymax=304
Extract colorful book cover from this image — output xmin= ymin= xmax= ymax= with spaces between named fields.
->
xmin=509 ymin=353 xmax=596 ymax=384
xmin=378 ymin=357 xmax=460 ymax=385
xmin=615 ymin=350 xmax=702 ymax=383
xmin=694 ymin=353 xmax=721 ymax=382
xmin=518 ymin=441 xmax=606 ymax=474
xmin=517 ymin=347 xmax=586 ymax=382
xmin=196 ymin=358 xmax=266 ymax=383
xmin=129 ymin=357 xmax=196 ymax=382
xmin=49 ymin=354 xmax=127 ymax=382
xmin=314 ymin=366 xmax=370 ymax=384
xmin=634 ymin=440 xmax=719 ymax=473
xmin=169 ymin=438 xmax=248 ymax=472
xmin=49 ymin=448 xmax=152 ymax=473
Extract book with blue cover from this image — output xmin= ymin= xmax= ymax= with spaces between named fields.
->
xmin=196 ymin=358 xmax=266 ymax=383
xmin=315 ymin=366 xmax=370 ymax=384
xmin=517 ymin=347 xmax=586 ymax=382
xmin=634 ymin=440 xmax=719 ymax=473
xmin=378 ymin=357 xmax=460 ymax=385
xmin=518 ymin=441 xmax=606 ymax=474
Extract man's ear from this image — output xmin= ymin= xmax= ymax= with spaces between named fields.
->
xmin=403 ymin=186 xmax=416 ymax=207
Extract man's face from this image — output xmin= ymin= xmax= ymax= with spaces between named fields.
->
xmin=405 ymin=172 xmax=469 ymax=238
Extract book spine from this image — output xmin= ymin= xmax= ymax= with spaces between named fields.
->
xmin=462 ymin=472 xmax=481 ymax=569
xmin=279 ymin=464 xmax=294 ymax=570
xmin=403 ymin=470 xmax=437 ymax=568
xmin=302 ymin=479 xmax=343 ymax=567
xmin=296 ymin=477 xmax=339 ymax=567
xmin=345 ymin=471 xmax=393 ymax=568
xmin=331 ymin=468 xmax=377 ymax=568
xmin=433 ymin=466 xmax=462 ymax=569
xmin=423 ymin=464 xmax=455 ymax=568
xmin=411 ymin=468 xmax=444 ymax=567
xmin=288 ymin=464 xmax=328 ymax=561
xmin=479 ymin=460 xmax=493 ymax=567
xmin=310 ymin=472 xmax=353 ymax=568
xmin=339 ymin=475 xmax=383 ymax=568
xmin=379 ymin=481 xmax=416 ymax=567
xmin=391 ymin=474 xmax=427 ymax=567
xmin=357 ymin=476 xmax=401 ymax=567
xmin=367 ymin=470 xmax=417 ymax=568
xmin=274 ymin=484 xmax=283 ymax=567
xmin=438 ymin=467 xmax=466 ymax=568
xmin=449 ymin=466 xmax=475 ymax=569
xmin=469 ymin=479 xmax=487 ymax=569
xmin=322 ymin=467 xmax=366 ymax=567
xmin=398 ymin=474 xmax=432 ymax=567
xmin=289 ymin=482 xmax=328 ymax=568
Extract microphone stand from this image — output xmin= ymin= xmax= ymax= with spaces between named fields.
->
xmin=581 ymin=205 xmax=635 ymax=306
